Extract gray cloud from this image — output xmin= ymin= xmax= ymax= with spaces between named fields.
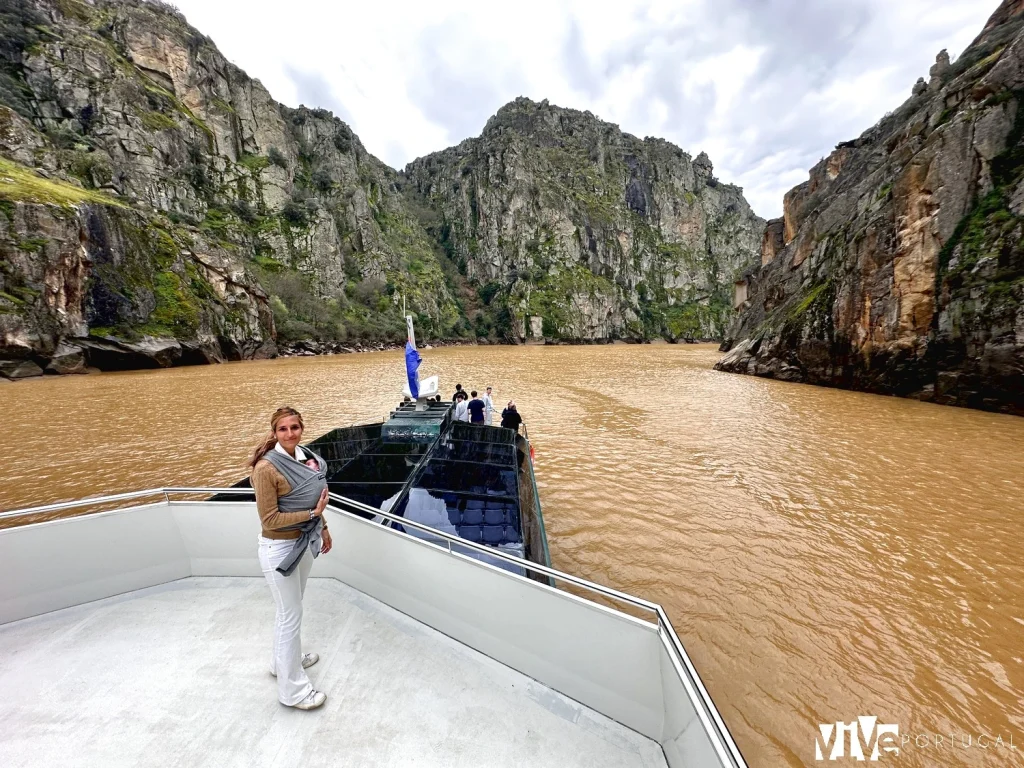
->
xmin=170 ymin=0 xmax=995 ymax=218
xmin=404 ymin=19 xmax=534 ymax=153
xmin=284 ymin=65 xmax=355 ymax=125
xmin=562 ymin=0 xmax=988 ymax=215
xmin=561 ymin=18 xmax=604 ymax=99
xmin=543 ymin=0 xmax=882 ymax=212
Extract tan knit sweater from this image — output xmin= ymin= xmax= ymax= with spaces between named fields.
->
xmin=252 ymin=458 xmax=329 ymax=540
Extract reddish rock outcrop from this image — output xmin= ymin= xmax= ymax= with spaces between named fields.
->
xmin=761 ymin=219 xmax=785 ymax=266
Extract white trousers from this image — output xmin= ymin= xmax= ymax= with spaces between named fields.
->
xmin=258 ymin=536 xmax=314 ymax=705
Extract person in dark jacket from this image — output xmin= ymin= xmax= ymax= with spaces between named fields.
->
xmin=500 ymin=400 xmax=523 ymax=433
xmin=467 ymin=391 xmax=486 ymax=424
xmin=452 ymin=383 xmax=464 ymax=402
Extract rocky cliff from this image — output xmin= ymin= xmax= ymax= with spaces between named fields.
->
xmin=404 ymin=98 xmax=763 ymax=341
xmin=0 ymin=0 xmax=762 ymax=379
xmin=717 ymin=0 xmax=1024 ymax=416
xmin=0 ymin=0 xmax=459 ymax=376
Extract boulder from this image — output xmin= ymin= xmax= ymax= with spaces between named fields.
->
xmin=124 ymin=337 xmax=182 ymax=368
xmin=45 ymin=342 xmax=87 ymax=375
xmin=0 ymin=359 xmax=44 ymax=379
xmin=179 ymin=341 xmax=222 ymax=366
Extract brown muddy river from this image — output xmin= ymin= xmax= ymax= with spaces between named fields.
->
xmin=2 ymin=344 xmax=1023 ymax=766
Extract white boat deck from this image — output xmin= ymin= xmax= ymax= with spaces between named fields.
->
xmin=0 ymin=576 xmax=668 ymax=768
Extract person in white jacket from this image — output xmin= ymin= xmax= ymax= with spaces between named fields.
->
xmin=453 ymin=391 xmax=470 ymax=422
xmin=483 ymin=386 xmax=495 ymax=426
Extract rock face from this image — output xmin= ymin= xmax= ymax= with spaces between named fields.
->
xmin=0 ymin=0 xmax=762 ymax=378
xmin=0 ymin=0 xmax=458 ymax=376
xmin=718 ymin=0 xmax=1024 ymax=416
xmin=404 ymin=98 xmax=763 ymax=341
xmin=0 ymin=192 xmax=273 ymax=370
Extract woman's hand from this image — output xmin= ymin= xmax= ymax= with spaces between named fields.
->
xmin=321 ymin=528 xmax=333 ymax=555
xmin=312 ymin=488 xmax=329 ymax=517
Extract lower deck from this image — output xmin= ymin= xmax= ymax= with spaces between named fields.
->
xmin=0 ymin=577 xmax=668 ymax=768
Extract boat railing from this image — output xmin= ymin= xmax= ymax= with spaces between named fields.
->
xmin=0 ymin=486 xmax=746 ymax=768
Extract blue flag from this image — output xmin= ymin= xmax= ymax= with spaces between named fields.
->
xmin=405 ymin=341 xmax=421 ymax=399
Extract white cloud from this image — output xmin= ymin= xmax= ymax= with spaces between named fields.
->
xmin=170 ymin=0 xmax=997 ymax=218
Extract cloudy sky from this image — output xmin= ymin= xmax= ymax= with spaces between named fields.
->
xmin=170 ymin=0 xmax=995 ymax=218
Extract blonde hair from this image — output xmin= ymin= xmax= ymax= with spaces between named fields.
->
xmin=249 ymin=406 xmax=304 ymax=468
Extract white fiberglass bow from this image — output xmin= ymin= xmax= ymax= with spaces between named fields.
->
xmin=0 ymin=488 xmax=747 ymax=768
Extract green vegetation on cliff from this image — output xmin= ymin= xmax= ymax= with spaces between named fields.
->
xmin=0 ymin=157 xmax=124 ymax=208
xmin=936 ymin=89 xmax=1024 ymax=330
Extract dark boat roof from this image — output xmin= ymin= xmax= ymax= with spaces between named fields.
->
xmin=305 ymin=404 xmax=526 ymax=553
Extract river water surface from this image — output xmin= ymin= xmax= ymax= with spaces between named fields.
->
xmin=2 ymin=344 xmax=1023 ymax=766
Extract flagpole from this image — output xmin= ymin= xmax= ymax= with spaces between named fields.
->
xmin=406 ymin=314 xmax=416 ymax=350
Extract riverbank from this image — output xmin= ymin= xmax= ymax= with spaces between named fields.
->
xmin=278 ymin=335 xmax=714 ymax=355
xmin=276 ymin=337 xmax=480 ymax=357
xmin=0 ymin=334 xmax=715 ymax=381
xmin=0 ymin=335 xmax=484 ymax=381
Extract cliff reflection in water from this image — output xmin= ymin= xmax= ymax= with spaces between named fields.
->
xmin=2 ymin=344 xmax=1023 ymax=767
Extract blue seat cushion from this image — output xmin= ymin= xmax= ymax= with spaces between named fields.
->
xmin=483 ymin=508 xmax=504 ymax=525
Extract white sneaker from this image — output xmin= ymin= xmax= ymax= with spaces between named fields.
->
xmin=291 ymin=689 xmax=327 ymax=710
xmin=270 ymin=653 xmax=319 ymax=677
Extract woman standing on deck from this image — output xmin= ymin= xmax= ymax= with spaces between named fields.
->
xmin=500 ymin=401 xmax=523 ymax=433
xmin=250 ymin=406 xmax=333 ymax=711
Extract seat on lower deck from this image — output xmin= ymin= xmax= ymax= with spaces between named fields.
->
xmin=484 ymin=506 xmax=505 ymax=525
xmin=461 ymin=506 xmax=484 ymax=525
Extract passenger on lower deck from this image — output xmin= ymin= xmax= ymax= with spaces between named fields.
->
xmin=454 ymin=391 xmax=470 ymax=422
xmin=483 ymin=386 xmax=494 ymax=425
xmin=500 ymin=401 xmax=523 ymax=433
xmin=467 ymin=391 xmax=486 ymax=424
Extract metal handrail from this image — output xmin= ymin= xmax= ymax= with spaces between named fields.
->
xmin=0 ymin=485 xmax=744 ymax=767
xmin=0 ymin=487 xmax=256 ymax=520
xmin=657 ymin=606 xmax=746 ymax=765
xmin=327 ymin=488 xmax=740 ymax=767
xmin=162 ymin=488 xmax=258 ymax=496
xmin=321 ymin=490 xmax=662 ymax=614
xmin=0 ymin=488 xmax=164 ymax=519
xmin=0 ymin=486 xmax=658 ymax=614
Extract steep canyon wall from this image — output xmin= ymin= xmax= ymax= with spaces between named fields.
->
xmin=0 ymin=0 xmax=762 ymax=377
xmin=718 ymin=0 xmax=1024 ymax=415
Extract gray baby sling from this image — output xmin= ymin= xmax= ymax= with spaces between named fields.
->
xmin=262 ymin=447 xmax=328 ymax=576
